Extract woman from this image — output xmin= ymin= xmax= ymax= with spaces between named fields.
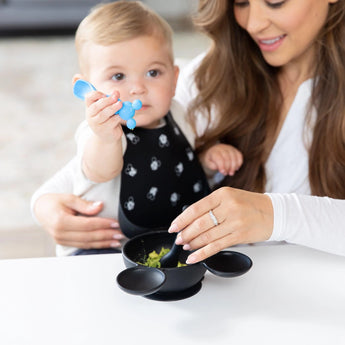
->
xmin=32 ymin=0 xmax=345 ymax=259
xmin=169 ymin=0 xmax=345 ymax=263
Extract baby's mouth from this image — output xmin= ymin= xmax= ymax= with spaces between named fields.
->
xmin=138 ymin=105 xmax=150 ymax=111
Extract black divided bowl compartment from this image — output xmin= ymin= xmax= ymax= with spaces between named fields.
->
xmin=116 ymin=266 xmax=166 ymax=295
xmin=122 ymin=231 xmax=206 ymax=294
xmin=203 ymin=250 xmax=253 ymax=277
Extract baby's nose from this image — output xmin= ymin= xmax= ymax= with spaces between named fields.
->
xmin=129 ymin=79 xmax=147 ymax=96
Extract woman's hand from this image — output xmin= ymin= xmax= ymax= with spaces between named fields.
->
xmin=168 ymin=187 xmax=273 ymax=264
xmin=34 ymin=193 xmax=125 ymax=249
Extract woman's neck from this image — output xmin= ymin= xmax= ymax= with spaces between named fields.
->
xmin=274 ymin=65 xmax=313 ymax=143
xmin=279 ymin=46 xmax=315 ymax=90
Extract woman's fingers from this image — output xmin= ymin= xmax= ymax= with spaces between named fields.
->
xmin=60 ymin=193 xmax=104 ymax=216
xmin=168 ymin=191 xmax=220 ymax=235
xmin=175 ymin=207 xmax=224 ymax=246
xmin=52 ymin=195 xmax=117 ymax=231
xmin=52 ymin=218 xmax=125 ymax=249
xmin=186 ymin=233 xmax=238 ymax=264
xmin=36 ymin=193 xmax=126 ymax=249
xmin=169 ymin=187 xmax=274 ymax=264
xmin=181 ymin=216 xmax=229 ymax=249
xmin=61 ymin=211 xmax=117 ymax=232
xmin=57 ymin=238 xmax=121 ymax=250
xmin=51 ymin=211 xmax=125 ymax=247
xmin=55 ymin=226 xmax=125 ymax=249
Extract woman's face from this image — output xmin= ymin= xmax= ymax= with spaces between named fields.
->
xmin=233 ymin=0 xmax=338 ymax=69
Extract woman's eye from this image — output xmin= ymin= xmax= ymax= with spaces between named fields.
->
xmin=234 ymin=1 xmax=249 ymax=8
xmin=234 ymin=1 xmax=285 ymax=8
xmin=112 ymin=73 xmax=125 ymax=81
xmin=266 ymin=1 xmax=285 ymax=8
xmin=147 ymin=69 xmax=160 ymax=78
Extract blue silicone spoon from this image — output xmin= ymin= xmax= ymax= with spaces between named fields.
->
xmin=73 ymin=79 xmax=142 ymax=130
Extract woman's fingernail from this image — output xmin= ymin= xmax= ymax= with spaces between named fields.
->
xmin=113 ymin=234 xmax=124 ymax=240
xmin=168 ymin=223 xmax=178 ymax=233
xmin=110 ymin=222 xmax=119 ymax=228
xmin=175 ymin=234 xmax=183 ymax=245
xmin=183 ymin=244 xmax=190 ymax=251
xmin=186 ymin=254 xmax=197 ymax=265
xmin=110 ymin=242 xmax=121 ymax=248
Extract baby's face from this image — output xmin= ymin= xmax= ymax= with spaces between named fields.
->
xmin=82 ymin=35 xmax=179 ymax=128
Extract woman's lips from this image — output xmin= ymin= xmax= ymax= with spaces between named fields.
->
xmin=257 ymin=34 xmax=286 ymax=52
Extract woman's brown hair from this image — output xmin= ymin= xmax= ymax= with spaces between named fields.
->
xmin=189 ymin=0 xmax=345 ymax=198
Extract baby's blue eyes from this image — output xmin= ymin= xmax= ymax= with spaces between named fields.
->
xmin=112 ymin=73 xmax=125 ymax=81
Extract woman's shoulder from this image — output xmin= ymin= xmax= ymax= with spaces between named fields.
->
xmin=174 ymin=52 xmax=207 ymax=109
xmin=170 ymin=99 xmax=196 ymax=148
xmin=176 ymin=52 xmax=206 ymax=80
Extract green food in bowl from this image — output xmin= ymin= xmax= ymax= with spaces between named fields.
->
xmin=138 ymin=247 xmax=186 ymax=268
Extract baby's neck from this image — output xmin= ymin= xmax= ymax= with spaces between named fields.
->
xmin=141 ymin=117 xmax=166 ymax=129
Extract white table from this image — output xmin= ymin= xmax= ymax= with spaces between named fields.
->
xmin=0 ymin=244 xmax=344 ymax=345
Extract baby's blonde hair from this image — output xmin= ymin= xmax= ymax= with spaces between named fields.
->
xmin=76 ymin=1 xmax=174 ymax=71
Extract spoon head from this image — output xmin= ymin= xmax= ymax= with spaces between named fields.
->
xmin=159 ymin=242 xmax=182 ymax=268
xmin=116 ymin=266 xmax=166 ymax=296
xmin=73 ymin=79 xmax=96 ymax=100
xmin=203 ymin=251 xmax=252 ymax=277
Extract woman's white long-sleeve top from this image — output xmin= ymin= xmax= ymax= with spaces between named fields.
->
xmin=175 ymin=54 xmax=345 ymax=256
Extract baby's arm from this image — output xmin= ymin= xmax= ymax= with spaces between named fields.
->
xmin=199 ymin=143 xmax=243 ymax=176
xmin=83 ymin=90 xmax=124 ymax=183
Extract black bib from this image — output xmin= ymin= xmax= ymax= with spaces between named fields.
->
xmin=119 ymin=112 xmax=210 ymax=238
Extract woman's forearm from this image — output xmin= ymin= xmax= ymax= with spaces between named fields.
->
xmin=267 ymin=193 xmax=345 ymax=256
xmin=30 ymin=158 xmax=76 ymax=224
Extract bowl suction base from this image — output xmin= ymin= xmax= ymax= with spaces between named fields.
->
xmin=144 ymin=281 xmax=202 ymax=302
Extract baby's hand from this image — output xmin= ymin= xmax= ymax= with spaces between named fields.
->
xmin=200 ymin=143 xmax=243 ymax=176
xmin=85 ymin=90 xmax=124 ymax=143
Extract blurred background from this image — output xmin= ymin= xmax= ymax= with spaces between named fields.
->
xmin=0 ymin=0 xmax=210 ymax=259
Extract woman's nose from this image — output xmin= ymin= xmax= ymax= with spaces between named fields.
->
xmin=245 ymin=3 xmax=270 ymax=35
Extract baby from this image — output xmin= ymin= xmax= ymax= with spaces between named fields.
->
xmin=60 ymin=1 xmax=243 ymax=255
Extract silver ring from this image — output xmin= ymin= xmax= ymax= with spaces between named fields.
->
xmin=209 ymin=210 xmax=219 ymax=227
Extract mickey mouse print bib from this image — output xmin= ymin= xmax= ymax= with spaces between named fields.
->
xmin=119 ymin=111 xmax=210 ymax=238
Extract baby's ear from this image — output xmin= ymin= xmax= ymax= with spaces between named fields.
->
xmin=172 ymin=65 xmax=180 ymax=95
xmin=174 ymin=65 xmax=180 ymax=85
xmin=71 ymin=73 xmax=84 ymax=85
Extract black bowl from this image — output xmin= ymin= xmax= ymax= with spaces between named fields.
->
xmin=120 ymin=230 xmax=253 ymax=300
xmin=122 ymin=231 xmax=206 ymax=295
